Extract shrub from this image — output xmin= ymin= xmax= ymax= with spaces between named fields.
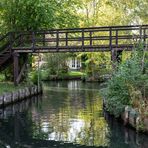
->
xmin=103 ymin=44 xmax=148 ymax=117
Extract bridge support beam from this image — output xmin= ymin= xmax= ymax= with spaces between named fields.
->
xmin=13 ymin=53 xmax=19 ymax=85
xmin=116 ymin=50 xmax=122 ymax=63
xmin=111 ymin=50 xmax=122 ymax=68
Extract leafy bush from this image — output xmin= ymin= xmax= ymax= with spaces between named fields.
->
xmin=104 ymin=44 xmax=148 ymax=117
xmin=28 ymin=70 xmax=41 ymax=85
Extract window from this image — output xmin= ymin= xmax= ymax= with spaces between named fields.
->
xmin=77 ymin=60 xmax=80 ymax=68
xmin=72 ymin=57 xmax=75 ymax=67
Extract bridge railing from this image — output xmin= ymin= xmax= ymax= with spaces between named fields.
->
xmin=0 ymin=33 xmax=11 ymax=53
xmin=0 ymin=32 xmax=24 ymax=54
xmin=11 ymin=25 xmax=148 ymax=52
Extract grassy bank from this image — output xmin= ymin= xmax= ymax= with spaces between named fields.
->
xmin=41 ymin=71 xmax=85 ymax=81
xmin=59 ymin=71 xmax=85 ymax=79
xmin=0 ymin=82 xmax=25 ymax=95
xmin=101 ymin=45 xmax=148 ymax=132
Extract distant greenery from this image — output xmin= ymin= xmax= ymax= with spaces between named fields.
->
xmin=80 ymin=52 xmax=111 ymax=81
xmin=102 ymin=43 xmax=148 ymax=117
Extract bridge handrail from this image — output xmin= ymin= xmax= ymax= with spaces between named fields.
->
xmin=1 ymin=25 xmax=147 ymax=53
xmin=10 ymin=24 xmax=148 ymax=34
xmin=0 ymin=32 xmax=11 ymax=42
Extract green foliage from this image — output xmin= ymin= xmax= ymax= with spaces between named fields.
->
xmin=80 ymin=0 xmax=148 ymax=27
xmin=30 ymin=71 xmax=38 ymax=85
xmin=79 ymin=52 xmax=111 ymax=81
xmin=0 ymin=0 xmax=81 ymax=82
xmin=28 ymin=69 xmax=42 ymax=85
xmin=104 ymin=44 xmax=148 ymax=117
xmin=109 ymin=0 xmax=148 ymax=24
xmin=0 ymin=0 xmax=81 ymax=33
xmin=0 ymin=74 xmax=5 ymax=82
xmin=42 ymin=53 xmax=69 ymax=77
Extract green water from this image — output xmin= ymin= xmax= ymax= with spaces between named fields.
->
xmin=0 ymin=80 xmax=148 ymax=148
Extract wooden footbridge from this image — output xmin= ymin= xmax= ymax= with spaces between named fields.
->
xmin=0 ymin=25 xmax=148 ymax=84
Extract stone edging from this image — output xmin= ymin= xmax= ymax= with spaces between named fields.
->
xmin=0 ymin=85 xmax=42 ymax=108
xmin=103 ymin=99 xmax=148 ymax=133
xmin=123 ymin=106 xmax=148 ymax=133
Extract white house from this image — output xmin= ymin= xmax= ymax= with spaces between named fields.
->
xmin=34 ymin=54 xmax=82 ymax=71
xmin=68 ymin=57 xmax=81 ymax=70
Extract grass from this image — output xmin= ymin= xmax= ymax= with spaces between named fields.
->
xmin=67 ymin=71 xmax=85 ymax=77
xmin=0 ymin=82 xmax=26 ymax=95
xmin=0 ymin=73 xmax=30 ymax=95
xmin=41 ymin=70 xmax=86 ymax=80
xmin=58 ymin=71 xmax=85 ymax=79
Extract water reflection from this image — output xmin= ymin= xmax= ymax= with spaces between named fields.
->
xmin=41 ymin=81 xmax=109 ymax=147
xmin=0 ymin=81 xmax=148 ymax=148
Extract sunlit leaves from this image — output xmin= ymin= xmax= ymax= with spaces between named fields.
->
xmin=0 ymin=0 xmax=81 ymax=33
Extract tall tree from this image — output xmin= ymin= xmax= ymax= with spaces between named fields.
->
xmin=0 ymin=0 xmax=81 ymax=33
xmin=109 ymin=0 xmax=148 ymax=24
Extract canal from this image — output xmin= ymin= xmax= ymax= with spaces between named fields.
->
xmin=0 ymin=80 xmax=148 ymax=148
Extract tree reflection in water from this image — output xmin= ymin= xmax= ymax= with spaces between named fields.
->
xmin=0 ymin=81 xmax=148 ymax=148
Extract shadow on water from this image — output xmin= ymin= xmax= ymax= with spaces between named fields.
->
xmin=0 ymin=80 xmax=148 ymax=148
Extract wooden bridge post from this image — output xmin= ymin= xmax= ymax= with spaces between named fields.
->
xmin=56 ymin=30 xmax=59 ymax=51
xmin=143 ymin=28 xmax=146 ymax=44
xmin=90 ymin=31 xmax=92 ymax=46
xmin=13 ymin=52 xmax=19 ymax=85
xmin=116 ymin=50 xmax=122 ymax=63
xmin=82 ymin=29 xmax=84 ymax=51
xmin=110 ymin=29 xmax=123 ymax=67
xmin=66 ymin=32 xmax=68 ymax=46
xmin=115 ymin=29 xmax=122 ymax=63
xmin=110 ymin=27 xmax=116 ymax=68
xmin=32 ymin=32 xmax=35 ymax=52
xmin=139 ymin=26 xmax=142 ymax=41
xmin=43 ymin=31 xmax=46 ymax=46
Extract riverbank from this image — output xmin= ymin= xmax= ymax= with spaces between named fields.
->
xmin=1 ymin=80 xmax=147 ymax=148
xmin=0 ymin=82 xmax=24 ymax=95
xmin=41 ymin=70 xmax=110 ymax=82
xmin=103 ymin=98 xmax=148 ymax=134
xmin=101 ymin=46 xmax=148 ymax=134
xmin=0 ymin=84 xmax=42 ymax=108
